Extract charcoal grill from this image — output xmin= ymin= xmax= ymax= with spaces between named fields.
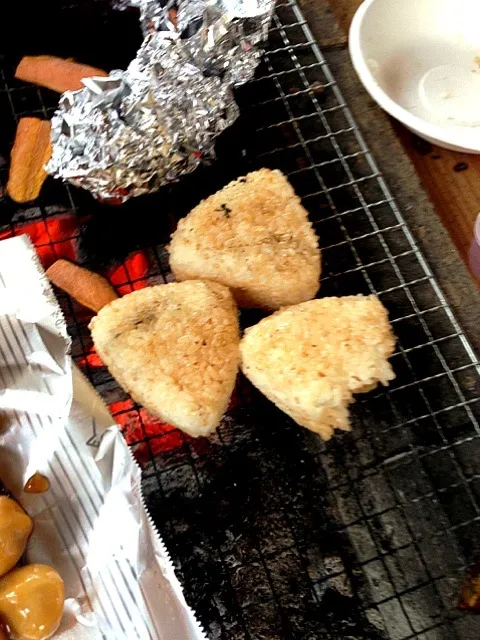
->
xmin=1 ymin=1 xmax=480 ymax=638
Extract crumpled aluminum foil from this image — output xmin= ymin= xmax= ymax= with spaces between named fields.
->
xmin=46 ymin=0 xmax=274 ymax=202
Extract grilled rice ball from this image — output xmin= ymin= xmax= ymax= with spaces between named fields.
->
xmin=89 ymin=281 xmax=240 ymax=437
xmin=168 ymin=168 xmax=321 ymax=310
xmin=240 ymin=295 xmax=395 ymax=440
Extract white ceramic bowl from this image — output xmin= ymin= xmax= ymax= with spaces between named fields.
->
xmin=349 ymin=0 xmax=480 ymax=153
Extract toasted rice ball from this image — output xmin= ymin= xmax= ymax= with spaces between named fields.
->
xmin=168 ymin=168 xmax=321 ymax=310
xmin=240 ymin=295 xmax=395 ymax=439
xmin=89 ymin=281 xmax=240 ymax=438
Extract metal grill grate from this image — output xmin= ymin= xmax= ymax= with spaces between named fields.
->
xmin=1 ymin=1 xmax=480 ymax=638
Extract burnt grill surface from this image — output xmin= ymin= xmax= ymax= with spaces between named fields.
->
xmin=1 ymin=1 xmax=480 ymax=638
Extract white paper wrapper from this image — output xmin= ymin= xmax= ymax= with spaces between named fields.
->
xmin=0 ymin=235 xmax=207 ymax=640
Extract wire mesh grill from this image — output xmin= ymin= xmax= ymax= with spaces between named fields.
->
xmin=1 ymin=1 xmax=480 ymax=638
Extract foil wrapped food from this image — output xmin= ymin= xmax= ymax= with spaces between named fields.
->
xmin=46 ymin=0 xmax=274 ymax=202
xmin=0 ymin=235 xmax=206 ymax=640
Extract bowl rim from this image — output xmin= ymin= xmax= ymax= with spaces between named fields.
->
xmin=348 ymin=0 xmax=480 ymax=154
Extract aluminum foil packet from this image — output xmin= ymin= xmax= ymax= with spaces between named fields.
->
xmin=0 ymin=235 xmax=206 ymax=640
xmin=46 ymin=0 xmax=275 ymax=202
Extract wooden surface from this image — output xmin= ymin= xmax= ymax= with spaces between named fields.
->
xmin=327 ymin=0 xmax=478 ymax=271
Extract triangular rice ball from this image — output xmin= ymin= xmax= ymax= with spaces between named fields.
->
xmin=240 ymin=296 xmax=395 ymax=440
xmin=90 ymin=281 xmax=240 ymax=437
xmin=169 ymin=169 xmax=321 ymax=310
